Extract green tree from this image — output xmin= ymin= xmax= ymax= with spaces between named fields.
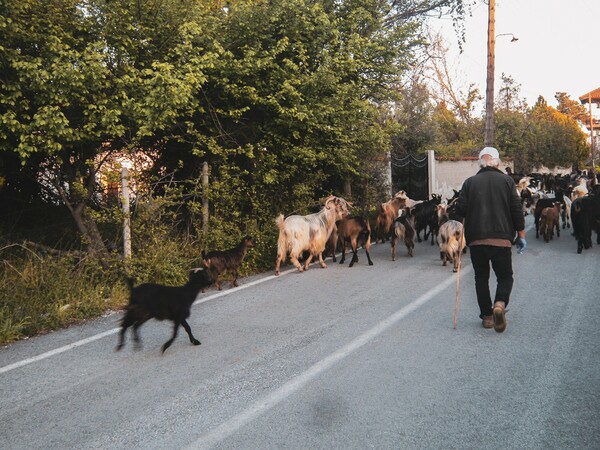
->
xmin=1 ymin=0 xmax=470 ymax=256
xmin=391 ymin=80 xmax=436 ymax=156
xmin=497 ymin=73 xmax=526 ymax=112
xmin=526 ymin=96 xmax=588 ymax=170
xmin=494 ymin=109 xmax=528 ymax=172
xmin=166 ymin=0 xmax=468 ymax=223
xmin=555 ymin=92 xmax=588 ymax=124
xmin=0 ymin=0 xmax=216 ymax=255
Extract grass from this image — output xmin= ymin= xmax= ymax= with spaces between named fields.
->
xmin=0 ymin=247 xmax=129 ymax=345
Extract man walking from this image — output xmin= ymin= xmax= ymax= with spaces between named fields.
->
xmin=454 ymin=147 xmax=526 ymax=332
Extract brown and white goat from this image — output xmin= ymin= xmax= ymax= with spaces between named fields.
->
xmin=390 ymin=208 xmax=415 ymax=260
xmin=438 ymin=219 xmax=465 ymax=272
xmin=202 ymin=235 xmax=255 ymax=290
xmin=436 ymin=203 xmax=449 ymax=225
xmin=539 ymin=203 xmax=561 ymax=243
xmin=571 ymin=178 xmax=589 ymax=201
xmin=330 ymin=216 xmax=373 ymax=267
xmin=517 ymin=177 xmax=534 ymax=216
xmin=374 ymin=191 xmax=409 ymax=243
xmin=275 ymin=196 xmax=351 ymax=275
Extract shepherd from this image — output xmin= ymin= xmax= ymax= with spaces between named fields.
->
xmin=452 ymin=147 xmax=526 ymax=333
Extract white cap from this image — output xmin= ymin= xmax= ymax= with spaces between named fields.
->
xmin=479 ymin=146 xmax=500 ymax=160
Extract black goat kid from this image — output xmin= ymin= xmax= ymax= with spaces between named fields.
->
xmin=116 ymin=268 xmax=213 ymax=354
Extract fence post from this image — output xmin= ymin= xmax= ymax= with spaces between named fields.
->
xmin=202 ymin=161 xmax=209 ymax=235
xmin=121 ymin=167 xmax=132 ymax=260
xmin=427 ymin=150 xmax=435 ymax=200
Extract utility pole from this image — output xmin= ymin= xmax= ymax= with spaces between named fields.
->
xmin=484 ymin=0 xmax=496 ymax=147
xmin=202 ymin=161 xmax=209 ymax=235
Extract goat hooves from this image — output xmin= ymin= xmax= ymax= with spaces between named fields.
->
xmin=192 ymin=339 xmax=201 ymax=346
xmin=368 ymin=261 xmax=373 ymax=266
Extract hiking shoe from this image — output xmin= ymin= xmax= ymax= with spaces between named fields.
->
xmin=493 ymin=301 xmax=507 ymax=333
xmin=482 ymin=315 xmax=494 ymax=329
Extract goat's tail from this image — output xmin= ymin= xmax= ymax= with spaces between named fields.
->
xmin=275 ymin=214 xmax=286 ymax=230
xmin=275 ymin=214 xmax=288 ymax=268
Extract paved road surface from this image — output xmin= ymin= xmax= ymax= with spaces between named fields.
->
xmin=1 ymin=214 xmax=599 ymax=449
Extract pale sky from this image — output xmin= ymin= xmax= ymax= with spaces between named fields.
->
xmin=429 ymin=0 xmax=600 ymax=116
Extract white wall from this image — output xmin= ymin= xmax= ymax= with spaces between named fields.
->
xmin=432 ymin=158 xmax=513 ymax=200
xmin=430 ymin=156 xmax=572 ymax=200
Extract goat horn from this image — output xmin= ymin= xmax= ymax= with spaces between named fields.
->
xmin=324 ymin=195 xmax=336 ymax=209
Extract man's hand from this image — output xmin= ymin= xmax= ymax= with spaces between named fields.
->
xmin=516 ymin=237 xmax=527 ymax=254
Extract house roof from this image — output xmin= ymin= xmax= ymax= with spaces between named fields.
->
xmin=580 ymin=87 xmax=600 ymax=103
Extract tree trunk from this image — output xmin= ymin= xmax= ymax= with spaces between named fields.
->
xmin=55 ymin=161 xmax=110 ymax=262
xmin=71 ymin=203 xmax=110 ymax=260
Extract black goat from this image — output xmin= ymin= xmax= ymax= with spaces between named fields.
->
xmin=202 ymin=236 xmax=255 ymax=290
xmin=116 ymin=268 xmax=213 ymax=354
xmin=411 ymin=195 xmax=441 ymax=245
xmin=571 ymin=187 xmax=600 ymax=253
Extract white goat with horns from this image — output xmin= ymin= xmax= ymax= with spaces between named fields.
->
xmin=274 ymin=195 xmax=351 ymax=275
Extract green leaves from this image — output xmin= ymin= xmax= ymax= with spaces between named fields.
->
xmin=1 ymin=0 xmax=470 ymax=261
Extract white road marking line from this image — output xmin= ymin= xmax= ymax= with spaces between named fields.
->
xmin=184 ymin=266 xmax=472 ymax=450
xmin=0 ymin=267 xmax=298 ymax=375
xmin=3 ymin=219 xmax=532 ymax=376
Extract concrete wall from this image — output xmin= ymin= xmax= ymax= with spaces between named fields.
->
xmin=392 ymin=151 xmax=573 ymax=201
xmin=431 ymin=157 xmax=514 ymax=200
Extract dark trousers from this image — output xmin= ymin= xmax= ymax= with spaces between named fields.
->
xmin=469 ymin=245 xmax=513 ymax=318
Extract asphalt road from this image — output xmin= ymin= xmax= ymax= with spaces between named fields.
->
xmin=1 ymin=214 xmax=599 ymax=450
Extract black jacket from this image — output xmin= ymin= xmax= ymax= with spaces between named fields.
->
xmin=454 ymin=167 xmax=525 ymax=245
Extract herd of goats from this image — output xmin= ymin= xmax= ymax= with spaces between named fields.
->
xmin=116 ymin=171 xmax=600 ymax=353
xmin=272 ymin=170 xmax=600 ymax=277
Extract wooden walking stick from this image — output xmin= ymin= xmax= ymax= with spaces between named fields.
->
xmin=453 ymin=220 xmax=466 ymax=329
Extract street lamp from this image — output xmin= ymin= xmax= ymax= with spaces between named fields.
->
xmin=497 ymin=33 xmax=519 ymax=42
xmin=484 ymin=0 xmax=518 ymax=147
